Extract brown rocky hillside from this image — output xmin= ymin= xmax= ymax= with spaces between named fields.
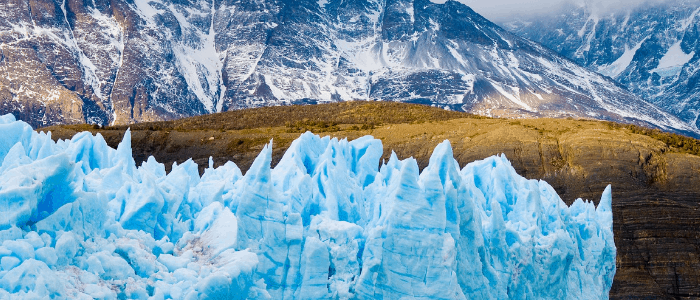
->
xmin=40 ymin=101 xmax=700 ymax=299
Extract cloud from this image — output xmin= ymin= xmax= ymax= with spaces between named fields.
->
xmin=457 ymin=0 xmax=688 ymax=22
xmin=459 ymin=0 xmax=567 ymax=21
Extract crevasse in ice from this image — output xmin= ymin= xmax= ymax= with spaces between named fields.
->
xmin=0 ymin=114 xmax=616 ymax=299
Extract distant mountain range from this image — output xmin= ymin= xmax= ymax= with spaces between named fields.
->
xmin=0 ymin=0 xmax=697 ymax=137
xmin=504 ymin=0 xmax=700 ymax=131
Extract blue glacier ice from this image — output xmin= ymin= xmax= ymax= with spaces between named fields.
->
xmin=0 ymin=114 xmax=616 ymax=299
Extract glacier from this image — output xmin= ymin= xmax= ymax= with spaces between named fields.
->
xmin=0 ymin=113 xmax=616 ymax=299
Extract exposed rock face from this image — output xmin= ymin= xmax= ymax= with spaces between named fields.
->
xmin=504 ymin=0 xmax=700 ymax=131
xmin=0 ymin=0 xmax=209 ymax=128
xmin=1 ymin=0 xmax=697 ymax=136
xmin=43 ymin=102 xmax=700 ymax=299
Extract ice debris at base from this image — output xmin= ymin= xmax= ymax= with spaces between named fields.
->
xmin=0 ymin=113 xmax=616 ymax=299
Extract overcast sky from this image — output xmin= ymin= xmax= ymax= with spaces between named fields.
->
xmin=458 ymin=0 xmax=681 ymax=22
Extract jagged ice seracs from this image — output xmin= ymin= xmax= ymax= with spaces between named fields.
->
xmin=0 ymin=113 xmax=616 ymax=299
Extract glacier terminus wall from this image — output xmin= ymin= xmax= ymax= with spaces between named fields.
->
xmin=0 ymin=114 xmax=616 ymax=299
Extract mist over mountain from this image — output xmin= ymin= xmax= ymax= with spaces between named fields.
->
xmin=0 ymin=0 xmax=696 ymax=137
xmin=457 ymin=0 xmax=567 ymax=22
xmin=464 ymin=0 xmax=682 ymax=22
xmin=504 ymin=0 xmax=700 ymax=130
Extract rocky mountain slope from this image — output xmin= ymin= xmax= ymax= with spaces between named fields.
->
xmin=43 ymin=102 xmax=700 ymax=299
xmin=504 ymin=0 xmax=700 ymax=131
xmin=1 ymin=0 xmax=697 ymax=137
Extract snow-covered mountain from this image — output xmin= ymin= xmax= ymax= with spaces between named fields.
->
xmin=0 ymin=0 xmax=696 ymax=136
xmin=0 ymin=114 xmax=616 ymax=299
xmin=504 ymin=0 xmax=700 ymax=130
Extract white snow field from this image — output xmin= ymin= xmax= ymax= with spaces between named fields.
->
xmin=0 ymin=114 xmax=615 ymax=299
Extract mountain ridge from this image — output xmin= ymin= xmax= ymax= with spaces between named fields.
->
xmin=1 ymin=0 xmax=697 ymax=137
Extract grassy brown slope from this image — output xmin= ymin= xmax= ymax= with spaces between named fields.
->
xmin=40 ymin=102 xmax=700 ymax=299
xmin=100 ymin=101 xmax=484 ymax=131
